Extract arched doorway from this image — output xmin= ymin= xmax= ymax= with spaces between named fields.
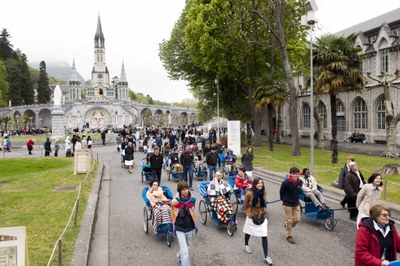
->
xmin=84 ymin=108 xmax=111 ymax=129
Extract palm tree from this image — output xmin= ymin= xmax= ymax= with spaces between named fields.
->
xmin=313 ymin=33 xmax=364 ymax=164
xmin=253 ymin=75 xmax=287 ymax=151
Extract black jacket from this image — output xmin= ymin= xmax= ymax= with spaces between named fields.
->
xmin=180 ymin=151 xmax=194 ymax=166
xmin=125 ymin=147 xmax=134 ymax=161
xmin=206 ymin=151 xmax=219 ymax=166
xmin=149 ymin=153 xmax=163 ymax=170
xmin=280 ymin=177 xmax=303 ymax=207
xmin=344 ymin=170 xmax=365 ymax=198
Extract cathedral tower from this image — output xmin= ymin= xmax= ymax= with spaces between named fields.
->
xmin=116 ymin=61 xmax=129 ymax=101
xmin=87 ymin=15 xmax=113 ymax=99
xmin=69 ymin=59 xmax=81 ymax=100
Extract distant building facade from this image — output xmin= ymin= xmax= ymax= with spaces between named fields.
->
xmin=276 ymin=8 xmax=400 ymax=144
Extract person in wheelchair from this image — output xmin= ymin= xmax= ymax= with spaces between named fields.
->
xmin=300 ymin=168 xmax=329 ymax=210
xmin=224 ymin=149 xmax=237 ymax=163
xmin=235 ymin=167 xmax=253 ymax=205
xmin=207 ymin=171 xmax=233 ymax=224
xmin=146 ymin=179 xmax=172 ymax=235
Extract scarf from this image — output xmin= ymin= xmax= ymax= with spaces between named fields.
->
xmin=172 ymin=192 xmax=198 ymax=234
xmin=252 ymin=188 xmax=265 ymax=208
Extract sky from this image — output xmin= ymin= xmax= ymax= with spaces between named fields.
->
xmin=0 ymin=0 xmax=399 ymax=103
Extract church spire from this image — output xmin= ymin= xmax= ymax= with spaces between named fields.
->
xmin=70 ymin=58 xmax=80 ymax=85
xmin=119 ymin=61 xmax=128 ymax=84
xmin=94 ymin=14 xmax=105 ymax=48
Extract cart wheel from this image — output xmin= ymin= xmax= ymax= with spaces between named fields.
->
xmin=199 ymin=200 xmax=208 ymax=225
xmin=325 ymin=218 xmax=337 ymax=231
xmin=231 ymin=193 xmax=240 ymax=214
xmin=143 ymin=207 xmax=149 ymax=234
xmin=227 ymin=221 xmax=235 ymax=237
xmin=166 ymin=234 xmax=172 ymax=247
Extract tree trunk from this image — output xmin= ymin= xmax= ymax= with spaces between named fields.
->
xmin=330 ymin=92 xmax=338 ymax=164
xmin=268 ymin=104 xmax=274 ymax=151
xmin=382 ymin=85 xmax=399 ymax=157
xmin=282 ymin=52 xmax=300 ymax=156
xmin=277 ymin=105 xmax=282 ymax=143
xmin=313 ymin=97 xmax=323 ymax=148
xmin=253 ymin=110 xmax=262 ymax=146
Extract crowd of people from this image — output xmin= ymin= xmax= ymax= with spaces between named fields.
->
xmin=4 ymin=123 xmax=400 ymax=265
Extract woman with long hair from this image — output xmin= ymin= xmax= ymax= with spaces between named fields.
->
xmin=243 ymin=177 xmax=272 ymax=265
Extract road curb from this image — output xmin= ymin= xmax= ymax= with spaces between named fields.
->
xmin=253 ymin=166 xmax=400 ymax=222
xmin=72 ymin=163 xmax=105 ymax=266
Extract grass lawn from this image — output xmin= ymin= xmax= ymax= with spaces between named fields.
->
xmin=246 ymin=142 xmax=400 ymax=204
xmin=0 ymin=157 xmax=97 ymax=265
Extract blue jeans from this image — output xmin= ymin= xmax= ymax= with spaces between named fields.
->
xmin=176 ymin=230 xmax=193 ymax=266
xmin=183 ymin=165 xmax=193 ymax=188
xmin=208 ymin=165 xmax=217 ymax=181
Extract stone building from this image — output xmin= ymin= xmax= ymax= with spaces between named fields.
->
xmin=277 ymin=7 xmax=400 ymax=144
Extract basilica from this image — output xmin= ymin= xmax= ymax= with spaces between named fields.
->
xmin=1 ymin=16 xmax=196 ymax=131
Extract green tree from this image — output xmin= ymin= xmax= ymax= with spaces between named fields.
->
xmin=0 ymin=28 xmax=13 ymax=60
xmin=146 ymin=94 xmax=154 ymax=105
xmin=0 ymin=59 xmax=8 ymax=106
xmin=128 ymin=90 xmax=137 ymax=100
xmin=5 ymin=57 xmax=23 ymax=105
xmin=5 ymin=51 xmax=34 ymax=106
xmin=17 ymin=51 xmax=34 ymax=105
xmin=253 ymin=0 xmax=309 ymax=156
xmin=37 ymin=61 xmax=50 ymax=103
xmin=313 ymin=33 xmax=364 ymax=163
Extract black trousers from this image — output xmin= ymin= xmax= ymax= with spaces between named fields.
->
xmin=347 ymin=196 xmax=358 ymax=218
xmin=152 ymin=168 xmax=162 ymax=184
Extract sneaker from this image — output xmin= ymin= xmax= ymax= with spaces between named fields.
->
xmin=287 ymin=236 xmax=295 ymax=244
xmin=244 ymin=245 xmax=252 ymax=254
xmin=265 ymin=256 xmax=273 ymax=265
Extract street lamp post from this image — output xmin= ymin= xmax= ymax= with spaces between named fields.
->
xmin=301 ymin=0 xmax=318 ymax=174
xmin=215 ymin=78 xmax=220 ymax=142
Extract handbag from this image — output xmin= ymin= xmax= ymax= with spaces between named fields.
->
xmin=252 ymin=213 xmax=265 ymax=225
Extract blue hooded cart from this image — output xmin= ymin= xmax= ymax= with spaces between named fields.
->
xmin=142 ymin=186 xmax=174 ymax=247
xmin=197 ymin=181 xmax=237 ymax=236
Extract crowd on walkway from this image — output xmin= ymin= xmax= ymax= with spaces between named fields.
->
xmin=114 ymin=125 xmax=400 ymax=266
xmin=4 ymin=123 xmax=400 ymax=265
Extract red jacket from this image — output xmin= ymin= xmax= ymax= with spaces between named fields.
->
xmin=235 ymin=175 xmax=252 ymax=189
xmin=355 ymin=218 xmax=400 ymax=266
xmin=26 ymin=139 xmax=34 ymax=148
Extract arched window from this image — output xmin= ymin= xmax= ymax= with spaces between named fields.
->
xmin=377 ymin=99 xmax=386 ymax=130
xmin=354 ymin=98 xmax=368 ymax=129
xmin=303 ymin=104 xmax=310 ymax=128
xmin=318 ymin=101 xmax=327 ymax=128
xmin=379 ymin=39 xmax=389 ymax=73
xmin=336 ymin=101 xmax=346 ymax=132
